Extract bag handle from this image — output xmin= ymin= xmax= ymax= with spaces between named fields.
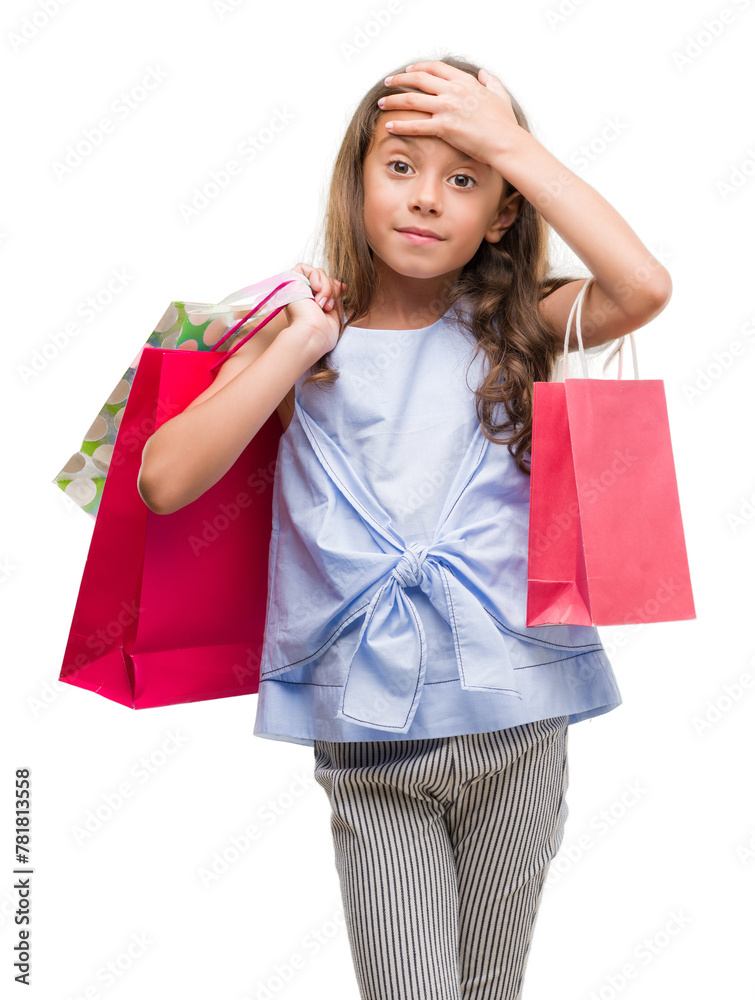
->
xmin=561 ymin=276 xmax=640 ymax=381
xmin=203 ymin=271 xmax=314 ymax=374
xmin=214 ymin=269 xmax=311 ymax=309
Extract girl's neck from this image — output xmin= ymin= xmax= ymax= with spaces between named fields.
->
xmin=349 ymin=299 xmax=460 ymax=331
xmin=355 ymin=269 xmax=463 ymax=330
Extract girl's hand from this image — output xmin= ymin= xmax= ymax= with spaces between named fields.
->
xmin=284 ymin=263 xmax=347 ymax=356
xmin=378 ymin=61 xmax=522 ymax=167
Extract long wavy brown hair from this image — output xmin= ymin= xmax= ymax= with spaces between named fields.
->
xmin=303 ymin=52 xmax=609 ymax=475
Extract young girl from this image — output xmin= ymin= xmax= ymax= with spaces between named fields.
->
xmin=139 ymin=55 xmax=671 ymax=1000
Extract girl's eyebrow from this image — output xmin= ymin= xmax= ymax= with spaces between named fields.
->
xmin=376 ymin=133 xmax=475 ymax=163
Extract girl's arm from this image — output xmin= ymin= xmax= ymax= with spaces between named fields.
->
xmin=488 ymin=131 xmax=672 ymax=350
xmin=137 ymin=315 xmax=324 ymax=516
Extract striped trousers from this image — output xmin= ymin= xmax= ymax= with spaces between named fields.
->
xmin=313 ymin=715 xmax=569 ymax=1000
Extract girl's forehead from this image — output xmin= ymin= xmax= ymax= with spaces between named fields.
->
xmin=368 ymin=123 xmax=471 ymax=162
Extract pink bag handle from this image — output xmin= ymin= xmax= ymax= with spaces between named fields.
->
xmin=204 ymin=271 xmax=314 ymax=373
xmin=561 ymin=276 xmax=639 ymax=381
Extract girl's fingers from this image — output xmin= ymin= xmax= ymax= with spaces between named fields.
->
xmin=329 ymin=279 xmax=347 ymax=308
xmin=311 ymin=270 xmax=328 ymax=307
xmin=303 ymin=268 xmax=346 ymax=308
xmin=323 ymin=278 xmax=339 ymax=309
xmin=323 ymin=280 xmax=347 ymax=310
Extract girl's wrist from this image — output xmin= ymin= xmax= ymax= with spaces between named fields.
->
xmin=278 ymin=319 xmax=331 ymax=367
xmin=487 ymin=125 xmax=540 ymax=175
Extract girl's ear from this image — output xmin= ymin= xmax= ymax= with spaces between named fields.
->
xmin=505 ymin=192 xmax=524 ymax=225
xmin=487 ymin=192 xmax=523 ymax=242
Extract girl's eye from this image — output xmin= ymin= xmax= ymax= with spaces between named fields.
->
xmin=386 ymin=158 xmax=476 ymax=189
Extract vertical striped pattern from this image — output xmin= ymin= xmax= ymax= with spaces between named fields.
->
xmin=313 ymin=715 xmax=569 ymax=1000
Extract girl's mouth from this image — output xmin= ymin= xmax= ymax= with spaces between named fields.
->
xmin=397 ymin=230 xmax=442 ymax=245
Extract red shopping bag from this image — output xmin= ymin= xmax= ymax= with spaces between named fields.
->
xmin=526 ymin=277 xmax=695 ymax=627
xmin=59 ymin=276 xmax=308 ymax=708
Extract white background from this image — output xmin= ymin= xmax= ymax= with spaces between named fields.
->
xmin=2 ymin=0 xmax=754 ymax=998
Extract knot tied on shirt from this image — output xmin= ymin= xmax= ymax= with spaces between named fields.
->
xmin=333 ymin=541 xmax=524 ymax=735
xmin=391 ymin=542 xmax=430 ymax=589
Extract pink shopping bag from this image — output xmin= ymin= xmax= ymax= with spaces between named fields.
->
xmin=59 ymin=273 xmax=312 ymax=708
xmin=526 ymin=277 xmax=696 ymax=627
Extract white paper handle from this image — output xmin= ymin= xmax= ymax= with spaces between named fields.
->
xmin=215 ymin=269 xmax=312 ymax=307
xmin=185 ymin=269 xmax=314 ymax=320
xmin=561 ymin=276 xmax=640 ymax=381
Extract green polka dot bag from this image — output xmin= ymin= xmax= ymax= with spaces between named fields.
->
xmin=52 ymin=270 xmax=313 ymax=519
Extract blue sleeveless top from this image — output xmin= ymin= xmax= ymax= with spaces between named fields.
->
xmin=253 ymin=301 xmax=622 ymax=747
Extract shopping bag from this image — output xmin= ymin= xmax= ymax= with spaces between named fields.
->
xmin=526 ymin=277 xmax=695 ymax=627
xmin=53 ymin=270 xmax=311 ymax=519
xmin=57 ymin=271 xmax=314 ymax=708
